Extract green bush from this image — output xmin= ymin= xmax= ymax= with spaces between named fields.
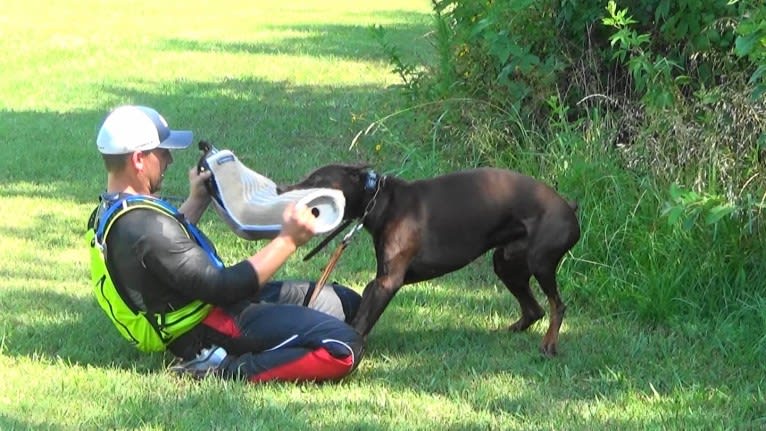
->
xmin=392 ymin=0 xmax=762 ymax=116
xmin=373 ymin=0 xmax=766 ymax=203
xmin=369 ymin=0 xmax=766 ymax=328
xmin=735 ymin=4 xmax=766 ymax=97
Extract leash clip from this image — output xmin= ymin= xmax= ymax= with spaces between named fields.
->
xmin=341 ymin=222 xmax=364 ymax=244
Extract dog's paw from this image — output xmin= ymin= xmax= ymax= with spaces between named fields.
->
xmin=539 ymin=341 xmax=558 ymax=357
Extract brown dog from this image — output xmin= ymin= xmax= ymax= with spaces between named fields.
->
xmin=279 ymin=164 xmax=580 ymax=356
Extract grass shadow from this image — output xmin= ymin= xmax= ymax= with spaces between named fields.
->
xmin=159 ymin=14 xmax=432 ymax=64
xmin=333 ymin=273 xmax=763 ymax=426
xmin=0 ymin=287 xmax=162 ymax=370
xmin=0 ymin=77 xmax=406 ymax=199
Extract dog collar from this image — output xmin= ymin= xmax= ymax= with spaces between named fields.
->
xmin=364 ymin=170 xmax=379 ymax=192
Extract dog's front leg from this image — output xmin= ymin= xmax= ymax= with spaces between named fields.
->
xmin=351 ymin=226 xmax=419 ymax=337
xmin=351 ymin=238 xmax=416 ymax=337
xmin=351 ymin=275 xmax=403 ymax=337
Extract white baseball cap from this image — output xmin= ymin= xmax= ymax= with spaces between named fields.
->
xmin=96 ymin=105 xmax=193 ymax=154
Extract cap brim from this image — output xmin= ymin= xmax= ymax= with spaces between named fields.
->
xmin=158 ymin=130 xmax=194 ymax=150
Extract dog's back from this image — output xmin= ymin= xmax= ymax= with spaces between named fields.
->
xmin=402 ymin=167 xmax=575 ymax=230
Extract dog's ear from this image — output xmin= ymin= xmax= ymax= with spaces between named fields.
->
xmin=349 ymin=162 xmax=372 ymax=171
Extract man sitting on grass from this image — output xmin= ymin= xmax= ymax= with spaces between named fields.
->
xmin=87 ymin=105 xmax=363 ymax=382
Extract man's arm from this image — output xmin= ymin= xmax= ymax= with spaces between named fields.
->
xmin=130 ymin=210 xmax=260 ymax=304
xmin=134 ymin=203 xmax=315 ymax=304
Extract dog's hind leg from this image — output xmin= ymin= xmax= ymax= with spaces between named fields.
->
xmin=492 ymin=245 xmax=544 ymax=332
xmin=527 ymin=219 xmax=578 ymax=356
xmin=531 ymin=263 xmax=565 ymax=357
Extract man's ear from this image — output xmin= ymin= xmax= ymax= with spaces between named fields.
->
xmin=131 ymin=151 xmax=145 ymax=172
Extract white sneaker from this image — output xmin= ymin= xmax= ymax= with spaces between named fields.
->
xmin=169 ymin=345 xmax=228 ymax=378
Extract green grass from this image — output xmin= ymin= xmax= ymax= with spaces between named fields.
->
xmin=1 ymin=1 xmax=765 ymax=430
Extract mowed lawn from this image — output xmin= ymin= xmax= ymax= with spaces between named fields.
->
xmin=0 ymin=1 xmax=764 ymax=430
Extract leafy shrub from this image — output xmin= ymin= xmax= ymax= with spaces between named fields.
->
xmin=734 ymin=4 xmax=766 ymax=98
xmin=368 ymin=0 xmax=766 ymax=327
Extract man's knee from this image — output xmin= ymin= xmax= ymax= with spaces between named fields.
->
xmin=329 ymin=284 xmax=361 ymax=323
xmin=255 ymin=280 xmax=362 ymax=323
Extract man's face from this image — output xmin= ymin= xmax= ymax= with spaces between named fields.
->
xmin=144 ymin=148 xmax=173 ymax=194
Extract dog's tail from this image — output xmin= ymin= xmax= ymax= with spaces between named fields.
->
xmin=567 ymin=200 xmax=579 ymax=212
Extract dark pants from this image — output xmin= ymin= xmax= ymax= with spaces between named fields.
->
xmin=200 ymin=280 xmax=364 ymax=383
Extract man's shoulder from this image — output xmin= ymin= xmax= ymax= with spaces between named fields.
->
xmin=100 ymin=194 xmax=180 ymax=224
xmin=110 ymin=205 xmax=186 ymax=238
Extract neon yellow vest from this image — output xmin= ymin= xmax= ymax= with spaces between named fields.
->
xmin=87 ymin=196 xmax=216 ymax=352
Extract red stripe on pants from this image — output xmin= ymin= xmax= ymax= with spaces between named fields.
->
xmin=249 ymin=347 xmax=354 ymax=383
xmin=202 ymin=307 xmax=241 ymax=337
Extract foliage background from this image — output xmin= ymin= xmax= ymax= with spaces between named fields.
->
xmin=368 ymin=0 xmax=766 ymax=325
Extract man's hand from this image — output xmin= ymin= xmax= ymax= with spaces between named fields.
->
xmin=179 ymin=168 xmax=212 ymax=224
xmin=246 ymin=203 xmax=317 ymax=286
xmin=279 ymin=203 xmax=316 ymax=249
xmin=188 ymin=168 xmax=212 ymax=201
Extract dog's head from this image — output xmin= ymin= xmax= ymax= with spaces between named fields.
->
xmin=279 ymin=163 xmax=373 ymax=219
